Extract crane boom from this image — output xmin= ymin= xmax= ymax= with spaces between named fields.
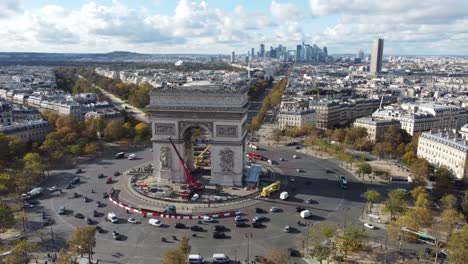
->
xmin=195 ymin=144 xmax=211 ymax=166
xmin=168 ymin=137 xmax=204 ymax=192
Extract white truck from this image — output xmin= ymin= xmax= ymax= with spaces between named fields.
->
xmin=22 ymin=187 xmax=43 ymax=200
xmin=300 ymin=210 xmax=312 ymax=219
xmin=107 ymin=212 xmax=118 ymax=223
xmin=280 ymin=191 xmax=289 ymax=200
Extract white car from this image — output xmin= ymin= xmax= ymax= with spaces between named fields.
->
xmin=234 ymin=216 xmax=243 ymax=222
xmin=269 ymin=207 xmax=280 ymax=212
xmin=191 ymin=193 xmax=200 ymax=201
xmin=47 ymin=186 xmax=58 ymax=192
xmin=280 ymin=157 xmax=284 ymax=161
xmin=364 ymin=223 xmax=375 ymax=229
xmin=148 ymin=218 xmax=162 ymax=227
xmin=284 ymin=226 xmax=291 ymax=233
xmin=128 ymin=154 xmax=136 ymax=160
xmin=296 ymin=168 xmax=302 ymax=173
xmin=203 ymin=216 xmax=214 ymax=222
xmin=128 ymin=218 xmax=137 ymax=224
xmin=107 ymin=212 xmax=118 ymax=223
xmin=293 ymin=155 xmax=298 ymax=159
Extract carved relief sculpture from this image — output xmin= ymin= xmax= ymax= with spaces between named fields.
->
xmin=219 ymin=148 xmax=234 ymax=173
xmin=160 ymin=146 xmax=171 ymax=169
xmin=154 ymin=123 xmax=175 ymax=135
xmin=216 ymin=125 xmax=238 ymax=137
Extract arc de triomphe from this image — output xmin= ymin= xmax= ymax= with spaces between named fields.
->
xmin=148 ymin=85 xmax=249 ymax=187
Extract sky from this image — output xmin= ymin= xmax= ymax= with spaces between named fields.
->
xmin=0 ymin=0 xmax=467 ymax=55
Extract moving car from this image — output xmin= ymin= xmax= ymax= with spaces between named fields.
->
xmin=102 ymin=192 xmax=109 ymax=198
xmin=203 ymin=216 xmax=214 ymax=223
xmin=57 ymin=206 xmax=65 ymax=215
xmin=95 ymin=226 xmax=105 ymax=233
xmin=74 ymin=213 xmax=84 ymax=219
xmin=340 ymin=176 xmax=348 ymax=189
xmin=364 ymin=223 xmax=375 ymax=229
xmin=190 ymin=225 xmax=204 ymax=232
xmin=106 ymin=176 xmax=113 ymax=184
xmin=108 ymin=212 xmax=118 ymax=223
xmin=114 ymin=171 xmax=120 ymax=176
xmin=255 ymin=208 xmax=266 ymax=214
xmin=128 ymin=218 xmax=137 ymax=224
xmin=23 ymin=202 xmax=34 ymax=208
xmin=112 ymin=231 xmax=121 ymax=240
xmin=293 ymin=155 xmax=298 ymax=159
xmin=295 ymin=206 xmax=305 ymax=212
xmin=214 ymin=225 xmax=226 ymax=232
xmin=148 ymin=218 xmax=162 ymax=227
xmin=98 ymin=173 xmax=105 ymax=178
xmin=269 ymin=207 xmax=280 ymax=212
xmin=280 ymin=192 xmax=289 ymax=200
xmin=234 ymin=216 xmax=243 ymax=222
xmin=288 ymin=248 xmax=301 ymax=257
xmin=75 ymin=168 xmax=82 ymax=174
xmin=96 ymin=201 xmax=103 ymax=207
xmin=235 ymin=221 xmax=248 ymax=228
xmin=128 ymin=154 xmax=136 ymax=160
xmin=71 ymin=177 xmax=80 ymax=184
xmin=48 ymin=186 xmax=58 ymax=192
xmin=253 ymin=215 xmax=267 ymax=222
xmin=284 ymin=226 xmax=291 ymax=233
xmin=86 ymin=218 xmax=93 ymax=225
xmin=300 ymin=210 xmax=312 ymax=219
xmin=252 ymin=222 xmax=263 ymax=228
xmin=212 ymin=232 xmax=226 ymax=239
xmin=175 ymin=223 xmax=186 ymax=229
xmin=296 ymin=168 xmax=302 ymax=173
xmin=191 ymin=193 xmax=200 ymax=201
xmin=115 ymin=152 xmax=125 ymax=159
xmin=83 ymin=196 xmax=90 ymax=203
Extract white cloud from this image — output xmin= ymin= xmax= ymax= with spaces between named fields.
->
xmin=270 ymin=0 xmax=303 ymax=21
xmin=0 ymin=0 xmax=21 ymax=18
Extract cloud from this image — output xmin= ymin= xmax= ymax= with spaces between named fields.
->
xmin=0 ymin=0 xmax=21 ymax=18
xmin=270 ymin=0 xmax=303 ymax=21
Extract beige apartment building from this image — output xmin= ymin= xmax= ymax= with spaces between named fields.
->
xmin=353 ymin=117 xmax=401 ymax=142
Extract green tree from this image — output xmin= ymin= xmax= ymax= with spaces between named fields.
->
xmin=69 ymin=144 xmax=82 ymax=157
xmin=0 ymin=202 xmax=16 ymax=231
xmin=401 ymin=151 xmax=417 ymax=166
xmin=434 ymin=166 xmax=454 ymax=197
xmin=363 ymin=189 xmax=382 ymax=212
xmin=67 ymin=226 xmax=96 ymax=262
xmin=104 ymin=120 xmax=125 ymax=141
xmin=22 ymin=152 xmax=44 ymax=180
xmin=411 ymin=186 xmax=427 ymax=201
xmin=410 ymin=158 xmax=432 ymax=185
xmin=163 ymin=248 xmax=185 ymax=264
xmin=440 ymin=194 xmax=457 ymax=210
xmin=356 ymin=162 xmax=372 ymax=178
xmin=337 ymin=225 xmax=367 ymax=259
xmin=5 ymin=239 xmax=38 ymax=264
xmin=0 ymin=173 xmax=15 ymax=194
xmin=178 ymin=236 xmax=191 ymax=259
xmin=344 ymin=127 xmax=367 ymax=147
xmin=448 ymin=225 xmax=468 ymax=264
xmin=383 ymin=189 xmax=408 ymax=220
xmin=309 ymin=243 xmax=331 ymax=264
xmin=441 ymin=209 xmax=464 ymax=237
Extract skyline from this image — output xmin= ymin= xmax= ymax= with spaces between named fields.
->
xmin=0 ymin=0 xmax=467 ymax=55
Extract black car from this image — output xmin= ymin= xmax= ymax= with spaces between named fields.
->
xmin=74 ymin=213 xmax=84 ymax=219
xmin=102 ymin=192 xmax=109 ymax=198
xmin=71 ymin=177 xmax=80 ymax=184
xmin=190 ymin=225 xmax=203 ymax=232
xmin=73 ymin=192 xmax=79 ymax=198
xmin=93 ymin=210 xmax=99 ymax=217
xmin=65 ymin=184 xmax=72 ymax=189
xmin=114 ymin=171 xmax=120 ymax=176
xmin=296 ymin=206 xmax=305 ymax=212
xmin=295 ymin=146 xmax=302 ymax=150
xmin=252 ymin=222 xmax=263 ymax=228
xmin=98 ymin=173 xmax=105 ymax=178
xmin=235 ymin=221 xmax=248 ymax=228
xmin=288 ymin=248 xmax=301 ymax=257
xmin=326 ymin=169 xmax=334 ymax=173
xmin=75 ymin=168 xmax=82 ymax=174
xmin=96 ymin=201 xmax=102 ymax=207
xmin=96 ymin=226 xmax=104 ymax=233
xmin=86 ymin=218 xmax=93 ymax=225
xmin=213 ymin=232 xmax=226 ymax=239
xmin=214 ymin=225 xmax=226 ymax=232
xmin=255 ymin=208 xmax=266 ymax=214
xmin=112 ymin=231 xmax=121 ymax=240
xmin=42 ymin=218 xmax=54 ymax=226
xmin=175 ymin=223 xmax=186 ymax=229
xmin=83 ymin=197 xmax=90 ymax=203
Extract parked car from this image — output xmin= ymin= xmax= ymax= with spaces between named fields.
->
xmin=96 ymin=201 xmax=103 ymax=207
xmin=212 ymin=232 xmax=226 ymax=239
xmin=65 ymin=184 xmax=72 ymax=189
xmin=190 ymin=225 xmax=204 ymax=232
xmin=57 ymin=206 xmax=65 ymax=215
xmin=252 ymin=222 xmax=263 ymax=228
xmin=255 ymin=208 xmax=266 ymax=214
xmin=71 ymin=177 xmax=80 ymax=184
xmin=148 ymin=218 xmax=161 ymax=227
xmin=364 ymin=223 xmax=375 ymax=229
xmin=75 ymin=168 xmax=82 ymax=174
xmin=108 ymin=212 xmax=118 ymax=223
xmin=48 ymin=186 xmax=58 ymax=192
xmin=269 ymin=207 xmax=280 ymax=212
xmin=235 ymin=221 xmax=248 ymax=228
xmin=283 ymin=226 xmax=291 ymax=233
xmin=83 ymin=197 xmax=90 ymax=203
xmin=234 ymin=216 xmax=243 ymax=222
xmin=203 ymin=216 xmax=214 ymax=223
xmin=93 ymin=210 xmax=99 ymax=217
xmin=214 ymin=225 xmax=226 ymax=232
xmin=128 ymin=218 xmax=137 ymax=224
xmin=114 ymin=171 xmax=120 ymax=176
xmin=86 ymin=218 xmax=93 ymax=225
xmin=98 ymin=173 xmax=105 ymax=178
xmin=288 ymin=248 xmax=301 ymax=257
xmin=112 ymin=231 xmax=121 ymax=240
xmin=253 ymin=216 xmax=267 ymax=222
xmin=295 ymin=206 xmax=305 ymax=212
xmin=96 ymin=226 xmax=105 ymax=233
xmin=191 ymin=193 xmax=200 ymax=201
xmin=42 ymin=218 xmax=53 ymax=226
xmin=175 ymin=223 xmax=186 ymax=229
xmin=102 ymin=192 xmax=109 ymax=198
xmin=74 ymin=213 xmax=84 ymax=219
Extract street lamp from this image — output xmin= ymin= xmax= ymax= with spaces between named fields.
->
xmin=244 ymin=233 xmax=253 ymax=263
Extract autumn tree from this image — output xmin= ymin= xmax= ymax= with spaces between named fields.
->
xmin=440 ymin=194 xmax=457 ymax=210
xmin=433 ymin=166 xmax=454 ymax=197
xmin=84 ymin=143 xmax=97 ymax=155
xmin=67 ymin=226 xmax=96 ymax=262
xmin=364 ymin=189 xmax=382 ymax=212
xmin=401 ymin=151 xmax=417 ymax=166
xmin=104 ymin=120 xmax=125 ymax=141
xmin=410 ymin=158 xmax=432 ymax=185
xmin=178 ymin=236 xmax=191 ymax=260
xmin=356 ymin=162 xmax=372 ymax=178
xmin=5 ymin=239 xmax=38 ymax=264
xmin=0 ymin=202 xmax=15 ymax=231
xmin=448 ymin=224 xmax=468 ymax=264
xmin=264 ymin=248 xmax=290 ymax=264
xmin=383 ymin=189 xmax=408 ymax=220
xmin=56 ymin=248 xmax=78 ymax=264
xmin=337 ymin=225 xmax=367 ymax=259
xmin=309 ymin=243 xmax=332 ymax=264
xmin=135 ymin=122 xmax=150 ymax=142
xmin=163 ymin=248 xmax=185 ymax=264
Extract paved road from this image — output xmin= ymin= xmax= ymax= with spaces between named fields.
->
xmin=30 ymin=143 xmax=415 ymax=263
xmin=78 ymin=75 xmax=149 ymax=123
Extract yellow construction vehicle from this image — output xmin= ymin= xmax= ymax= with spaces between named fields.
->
xmin=194 ymin=144 xmax=211 ymax=167
xmin=260 ymin=181 xmax=281 ymax=197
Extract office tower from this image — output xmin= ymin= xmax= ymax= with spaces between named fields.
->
xmin=251 ymin=48 xmax=255 ymax=58
xmin=231 ymin=51 xmax=235 ymax=63
xmin=370 ymin=38 xmax=384 ymax=73
xmin=296 ymin=45 xmax=302 ymax=62
xmin=323 ymin=47 xmax=328 ymax=57
xmin=260 ymin=44 xmax=265 ymax=58
xmin=357 ymin=50 xmax=364 ymax=59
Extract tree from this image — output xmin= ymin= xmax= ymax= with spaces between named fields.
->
xmin=309 ymin=243 xmax=332 ymax=264
xmin=356 ymin=162 xmax=372 ymax=178
xmin=6 ymin=239 xmax=38 ymax=264
xmin=440 ymin=194 xmax=457 ymax=210
xmin=22 ymin=152 xmax=44 ymax=182
xmin=271 ymin=128 xmax=282 ymax=143
xmin=55 ymin=115 xmax=79 ymax=131
xmin=411 ymin=186 xmax=427 ymax=201
xmin=337 ymin=225 xmax=367 ymax=259
xmin=363 ymin=189 xmax=382 ymax=212
xmin=383 ymin=189 xmax=408 ymax=220
xmin=401 ymin=151 xmax=417 ymax=166
xmin=264 ymin=248 xmax=290 ymax=264
xmin=434 ymin=166 xmax=454 ymax=197
xmin=0 ymin=202 xmax=15 ymax=231
xmin=135 ymin=122 xmax=150 ymax=142
xmin=414 ymin=192 xmax=431 ymax=209
xmin=67 ymin=226 xmax=96 ymax=262
xmin=69 ymin=144 xmax=82 ymax=157
xmin=163 ymin=248 xmax=185 ymax=264
xmin=441 ymin=209 xmax=464 ymax=237
xmin=410 ymin=158 xmax=432 ymax=184
xmin=407 ymin=206 xmax=432 ymax=228
xmin=104 ymin=120 xmax=125 ymax=141
xmin=0 ymin=173 xmax=15 ymax=194
xmin=332 ymin=128 xmax=347 ymax=143
xmin=178 ymin=236 xmax=191 ymax=260
xmin=56 ymin=248 xmax=78 ymax=264
xmin=84 ymin=143 xmax=97 ymax=155
xmin=448 ymin=225 xmax=468 ymax=264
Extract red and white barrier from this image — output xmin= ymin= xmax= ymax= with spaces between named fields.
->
xmin=108 ymin=196 xmax=240 ymax=220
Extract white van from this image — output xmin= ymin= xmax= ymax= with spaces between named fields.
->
xmin=128 ymin=154 xmax=136 ymax=160
xmin=187 ymin=254 xmax=205 ymax=264
xmin=280 ymin=191 xmax=289 ymax=200
xmin=300 ymin=210 xmax=311 ymax=219
xmin=212 ymin=253 xmax=230 ymax=263
xmin=107 ymin=212 xmax=118 ymax=223
xmin=148 ymin=218 xmax=161 ymax=227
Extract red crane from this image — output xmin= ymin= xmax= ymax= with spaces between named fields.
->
xmin=168 ymin=136 xmax=205 ymax=193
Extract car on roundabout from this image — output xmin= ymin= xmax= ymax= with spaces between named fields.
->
xmin=296 ymin=169 xmax=302 ymax=173
xmin=149 ymin=218 xmax=162 ymax=227
xmin=191 ymin=193 xmax=200 ymax=201
xmin=364 ymin=223 xmax=375 ymax=229
xmin=175 ymin=223 xmax=186 ymax=229
xmin=213 ymin=232 xmax=226 ymax=239
xmin=47 ymin=186 xmax=58 ymax=192
xmin=234 ymin=216 xmax=244 ymax=222
xmin=235 ymin=221 xmax=248 ymax=228
xmin=128 ymin=218 xmax=137 ymax=224
xmin=75 ymin=168 xmax=82 ymax=174
xmin=98 ymin=173 xmax=105 ymax=179
xmin=96 ymin=226 xmax=105 ymax=233
xmin=102 ymin=192 xmax=109 ymax=198
xmin=83 ymin=197 xmax=90 ymax=203
xmin=74 ymin=213 xmax=84 ymax=219
xmin=203 ymin=216 xmax=214 ymax=223
xmin=190 ymin=225 xmax=204 ymax=232
xmin=253 ymin=215 xmax=267 ymax=222
xmin=112 ymin=231 xmax=121 ymax=240
xmin=96 ymin=201 xmax=103 ymax=207
xmin=284 ymin=226 xmax=291 ymax=233
xmin=114 ymin=171 xmax=120 ymax=176
xmin=269 ymin=207 xmax=280 ymax=212
xmin=86 ymin=218 xmax=93 ymax=225
xmin=252 ymin=222 xmax=264 ymax=228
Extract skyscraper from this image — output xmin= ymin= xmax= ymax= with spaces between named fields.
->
xmin=296 ymin=45 xmax=302 ymax=62
xmin=323 ymin=47 xmax=328 ymax=57
xmin=357 ymin=50 xmax=364 ymax=59
xmin=370 ymin=38 xmax=384 ymax=73
xmin=260 ymin=44 xmax=265 ymax=58
xmin=230 ymin=51 xmax=235 ymax=63
xmin=251 ymin=48 xmax=255 ymax=58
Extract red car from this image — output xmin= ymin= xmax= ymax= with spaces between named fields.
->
xmin=106 ymin=176 xmax=113 ymax=184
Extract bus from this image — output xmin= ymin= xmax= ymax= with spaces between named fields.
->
xmin=402 ymin=227 xmax=436 ymax=245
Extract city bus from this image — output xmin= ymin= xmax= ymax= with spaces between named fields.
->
xmin=402 ymin=227 xmax=436 ymax=245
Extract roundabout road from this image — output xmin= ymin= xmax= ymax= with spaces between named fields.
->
xmin=37 ymin=144 xmax=371 ymax=263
